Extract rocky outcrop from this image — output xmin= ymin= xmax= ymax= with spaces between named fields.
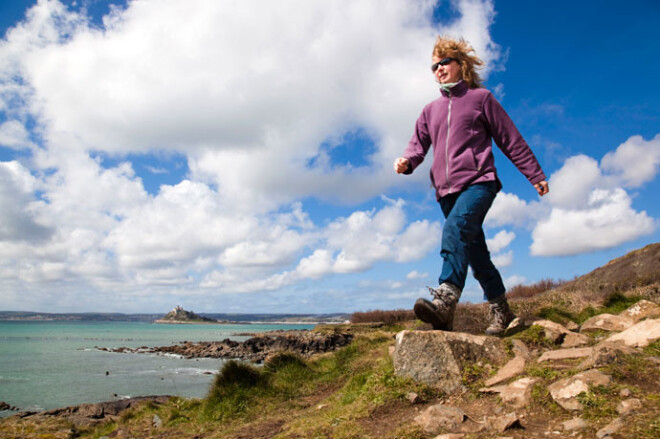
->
xmin=107 ymin=330 xmax=353 ymax=362
xmin=0 ymin=401 xmax=19 ymax=412
xmin=14 ymin=396 xmax=171 ymax=427
xmin=393 ymin=330 xmax=507 ymax=392
xmin=400 ymin=298 xmax=660 ymax=437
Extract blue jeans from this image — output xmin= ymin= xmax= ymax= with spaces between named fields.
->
xmin=438 ymin=181 xmax=505 ymax=301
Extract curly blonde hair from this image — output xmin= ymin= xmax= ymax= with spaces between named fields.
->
xmin=432 ymin=36 xmax=484 ymax=89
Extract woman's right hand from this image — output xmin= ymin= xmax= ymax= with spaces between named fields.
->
xmin=393 ymin=157 xmax=410 ymax=174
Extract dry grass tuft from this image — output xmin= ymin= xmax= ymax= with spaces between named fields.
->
xmin=349 ymin=309 xmax=415 ymax=325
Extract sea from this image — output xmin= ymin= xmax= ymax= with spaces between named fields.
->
xmin=0 ymin=320 xmax=314 ymax=417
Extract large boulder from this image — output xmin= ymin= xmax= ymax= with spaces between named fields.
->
xmin=393 ymin=330 xmax=507 ymax=392
xmin=580 ymin=313 xmax=633 ymax=333
xmin=621 ymin=300 xmax=660 ymax=323
xmin=604 ymin=318 xmax=660 ymax=347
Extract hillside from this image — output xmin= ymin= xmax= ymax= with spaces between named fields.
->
xmin=2 ymin=244 xmax=659 ymax=438
xmin=558 ymin=242 xmax=660 ymax=294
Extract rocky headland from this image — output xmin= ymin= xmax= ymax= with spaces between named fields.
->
xmin=104 ymin=330 xmax=353 ymax=362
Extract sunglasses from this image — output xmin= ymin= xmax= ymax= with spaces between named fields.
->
xmin=431 ymin=57 xmax=458 ymax=72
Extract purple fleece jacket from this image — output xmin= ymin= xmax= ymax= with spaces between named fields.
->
xmin=402 ymin=81 xmax=546 ymax=199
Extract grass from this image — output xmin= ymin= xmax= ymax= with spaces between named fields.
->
xmin=643 ymin=339 xmax=660 ymax=356
xmin=77 ymin=329 xmax=439 ymax=439
xmin=599 ymin=353 xmax=660 ymax=383
xmin=510 ymin=324 xmax=555 ymax=349
xmin=576 ymin=385 xmax=617 ymax=420
xmin=533 ymin=292 xmax=644 ymax=325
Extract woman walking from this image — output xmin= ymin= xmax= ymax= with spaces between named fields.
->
xmin=394 ymin=36 xmax=549 ymax=335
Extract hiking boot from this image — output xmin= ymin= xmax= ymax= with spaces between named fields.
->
xmin=413 ymin=282 xmax=460 ymax=331
xmin=485 ymin=295 xmax=516 ymax=335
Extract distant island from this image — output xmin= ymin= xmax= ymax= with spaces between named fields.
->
xmin=154 ymin=305 xmax=224 ymax=324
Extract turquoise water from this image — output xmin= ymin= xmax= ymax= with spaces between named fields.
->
xmin=0 ymin=321 xmax=314 ymax=416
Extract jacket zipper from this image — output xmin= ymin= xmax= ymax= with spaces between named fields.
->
xmin=445 ymin=92 xmax=452 ymax=191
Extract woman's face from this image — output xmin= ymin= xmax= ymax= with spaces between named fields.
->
xmin=432 ymin=55 xmax=462 ymax=84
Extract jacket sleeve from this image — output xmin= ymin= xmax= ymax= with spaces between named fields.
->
xmin=483 ymin=92 xmax=546 ymax=185
xmin=401 ymin=108 xmax=432 ymax=174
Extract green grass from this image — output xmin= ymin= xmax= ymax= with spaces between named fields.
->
xmin=576 ymin=385 xmax=617 ymax=420
xmin=599 ymin=353 xmax=660 ymax=383
xmin=536 ymin=292 xmax=643 ymax=324
xmin=643 ymin=340 xmax=660 ymax=356
xmin=510 ymin=324 xmax=555 ymax=349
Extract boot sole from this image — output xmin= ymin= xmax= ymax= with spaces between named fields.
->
xmin=414 ymin=298 xmax=452 ymax=331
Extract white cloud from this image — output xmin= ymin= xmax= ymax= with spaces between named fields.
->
xmin=601 ymin=134 xmax=660 ymax=188
xmin=0 ymin=161 xmax=51 ymax=242
xmin=3 ymin=0 xmax=504 ymax=211
xmin=491 ymin=250 xmax=513 ymax=268
xmin=486 ymin=230 xmax=515 ymax=253
xmin=485 ymin=191 xmax=539 ymax=227
xmin=407 ymin=270 xmax=429 ymax=280
xmin=546 ymin=155 xmax=602 ymax=209
xmin=0 ymin=120 xmax=33 ymax=149
xmin=528 ymin=134 xmax=660 ymax=257
xmin=531 ymin=188 xmax=655 ymax=256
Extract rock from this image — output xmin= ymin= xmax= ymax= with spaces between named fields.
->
xmin=480 ymin=377 xmax=540 ymax=408
xmin=565 ymin=321 xmax=580 ymax=331
xmin=484 ymin=412 xmax=522 ymax=432
xmin=621 ymin=299 xmax=660 ymax=323
xmin=432 ymin=434 xmax=465 ymax=439
xmin=109 ymin=331 xmax=354 ymax=362
xmin=616 ymin=398 xmax=642 ymax=416
xmin=578 ymin=341 xmax=638 ymax=369
xmin=532 ymin=319 xmax=571 ymax=343
xmin=510 ymin=339 xmax=532 ymax=361
xmin=605 ymin=318 xmax=660 ymax=347
xmin=388 ymin=346 xmax=395 ymax=357
xmin=619 ymin=388 xmax=632 ymax=397
xmin=580 ymin=313 xmax=633 ymax=333
xmin=414 ymin=404 xmax=466 ymax=434
xmin=152 ymin=414 xmax=163 ymax=428
xmin=16 ymin=396 xmax=172 ymax=427
xmin=596 ymin=417 xmax=624 ymax=438
xmin=406 ymin=392 xmax=421 ymax=404
xmin=484 ymin=356 xmax=526 ymax=386
xmin=393 ymin=330 xmax=507 ymax=392
xmin=561 ymin=332 xmax=590 ymax=348
xmin=537 ymin=347 xmax=593 ymax=363
xmin=562 ymin=417 xmax=588 ymax=431
xmin=548 ymin=369 xmax=611 ymax=411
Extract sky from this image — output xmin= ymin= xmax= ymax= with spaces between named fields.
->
xmin=1 ymin=0 xmax=659 ymax=314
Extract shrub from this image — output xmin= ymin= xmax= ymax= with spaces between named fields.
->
xmin=507 ymin=278 xmax=565 ymax=299
xmin=349 ymin=309 xmax=416 ymax=324
xmin=204 ymin=360 xmax=267 ymax=420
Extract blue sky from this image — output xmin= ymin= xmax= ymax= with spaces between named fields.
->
xmin=1 ymin=0 xmax=659 ymax=314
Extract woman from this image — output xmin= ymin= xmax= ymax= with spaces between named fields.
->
xmin=393 ymin=36 xmax=549 ymax=335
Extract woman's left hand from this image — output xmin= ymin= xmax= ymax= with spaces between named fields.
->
xmin=534 ymin=180 xmax=549 ymax=197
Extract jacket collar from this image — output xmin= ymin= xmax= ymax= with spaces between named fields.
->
xmin=440 ymin=80 xmax=469 ymax=97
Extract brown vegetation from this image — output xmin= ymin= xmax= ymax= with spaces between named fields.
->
xmin=350 ymin=309 xmax=415 ymax=325
xmin=506 ymin=278 xmax=566 ymax=299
